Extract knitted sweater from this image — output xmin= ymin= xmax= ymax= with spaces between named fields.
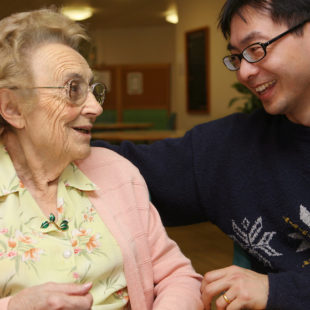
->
xmin=92 ymin=109 xmax=310 ymax=310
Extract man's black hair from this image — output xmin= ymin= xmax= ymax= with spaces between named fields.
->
xmin=219 ymin=0 xmax=310 ymax=39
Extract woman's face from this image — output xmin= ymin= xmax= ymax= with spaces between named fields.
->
xmin=21 ymin=42 xmax=102 ymax=162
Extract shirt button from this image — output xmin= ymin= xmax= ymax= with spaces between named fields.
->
xmin=63 ymin=249 xmax=72 ymax=258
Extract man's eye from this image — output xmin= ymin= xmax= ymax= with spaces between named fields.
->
xmin=249 ymin=46 xmax=260 ymax=53
xmin=247 ymin=44 xmax=263 ymax=56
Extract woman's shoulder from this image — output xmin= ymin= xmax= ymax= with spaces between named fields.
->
xmin=76 ymin=146 xmax=142 ymax=181
xmin=89 ymin=146 xmax=128 ymax=163
xmin=76 ymin=147 xmax=149 ymax=211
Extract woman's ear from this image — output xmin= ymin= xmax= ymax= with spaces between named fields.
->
xmin=0 ymin=89 xmax=25 ymax=129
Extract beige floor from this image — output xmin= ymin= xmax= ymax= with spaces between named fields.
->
xmin=165 ymin=222 xmax=233 ymax=309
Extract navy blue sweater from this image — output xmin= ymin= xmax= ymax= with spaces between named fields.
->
xmin=92 ymin=109 xmax=310 ymax=309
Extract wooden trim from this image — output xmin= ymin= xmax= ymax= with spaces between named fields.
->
xmin=121 ymin=64 xmax=170 ymax=111
xmin=115 ymin=66 xmax=123 ymax=122
xmin=91 ymin=129 xmax=186 ymax=143
xmin=93 ymin=63 xmax=171 ymax=121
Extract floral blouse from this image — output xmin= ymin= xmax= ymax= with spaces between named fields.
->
xmin=0 ymin=143 xmax=128 ymax=309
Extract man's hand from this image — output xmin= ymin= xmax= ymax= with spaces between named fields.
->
xmin=201 ymin=265 xmax=268 ymax=309
xmin=8 ymin=282 xmax=93 ymax=310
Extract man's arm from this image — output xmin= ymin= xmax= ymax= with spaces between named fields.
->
xmin=201 ymin=265 xmax=310 ymax=310
xmin=92 ymin=130 xmax=207 ymax=226
xmin=201 ymin=266 xmax=268 ymax=309
xmin=267 ymin=271 xmax=310 ymax=310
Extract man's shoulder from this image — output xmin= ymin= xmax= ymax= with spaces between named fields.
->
xmin=195 ymin=109 xmax=271 ymax=132
xmin=186 ymin=109 xmax=281 ymax=156
xmin=190 ymin=109 xmax=277 ymax=141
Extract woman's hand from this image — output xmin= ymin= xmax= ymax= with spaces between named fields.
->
xmin=201 ymin=265 xmax=268 ymax=310
xmin=8 ymin=282 xmax=93 ymax=310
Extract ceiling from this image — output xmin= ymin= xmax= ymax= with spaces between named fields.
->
xmin=0 ymin=0 xmax=178 ymax=30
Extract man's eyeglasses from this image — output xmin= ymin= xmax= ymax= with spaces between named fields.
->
xmin=10 ymin=79 xmax=107 ymax=106
xmin=223 ymin=19 xmax=310 ymax=71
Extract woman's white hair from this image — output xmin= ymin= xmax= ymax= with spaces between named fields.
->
xmin=0 ymin=8 xmax=89 ymax=134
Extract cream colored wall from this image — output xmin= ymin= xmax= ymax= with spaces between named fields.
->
xmin=92 ymin=26 xmax=175 ymax=65
xmin=92 ymin=0 xmax=239 ymax=130
xmin=174 ymin=0 xmax=238 ymax=130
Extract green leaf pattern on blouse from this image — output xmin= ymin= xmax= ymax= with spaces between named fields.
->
xmin=0 ymin=143 xmax=129 ymax=308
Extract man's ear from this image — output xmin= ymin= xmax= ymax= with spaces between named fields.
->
xmin=0 ymin=89 xmax=25 ymax=129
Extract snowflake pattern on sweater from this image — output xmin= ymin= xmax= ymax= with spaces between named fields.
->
xmin=287 ymin=205 xmax=310 ymax=253
xmin=284 ymin=204 xmax=310 ymax=268
xmin=230 ymin=217 xmax=282 ymax=268
xmin=92 ymin=109 xmax=310 ymax=309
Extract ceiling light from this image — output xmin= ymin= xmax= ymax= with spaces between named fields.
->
xmin=165 ymin=11 xmax=178 ymax=24
xmin=61 ymin=6 xmax=94 ymax=21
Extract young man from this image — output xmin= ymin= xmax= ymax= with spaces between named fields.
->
xmin=93 ymin=1 xmax=310 ymax=309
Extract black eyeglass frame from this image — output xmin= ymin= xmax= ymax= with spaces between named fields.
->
xmin=223 ymin=19 xmax=310 ymax=71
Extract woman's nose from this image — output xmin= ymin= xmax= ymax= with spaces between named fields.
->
xmin=82 ymin=92 xmax=103 ymax=117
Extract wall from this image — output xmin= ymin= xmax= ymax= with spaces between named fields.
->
xmin=92 ymin=25 xmax=175 ymax=65
xmin=174 ymin=0 xmax=238 ymax=130
xmin=92 ymin=0 xmax=239 ymax=131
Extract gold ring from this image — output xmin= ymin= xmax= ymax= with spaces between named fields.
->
xmin=223 ymin=293 xmax=231 ymax=304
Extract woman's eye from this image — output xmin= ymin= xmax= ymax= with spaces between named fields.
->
xmin=68 ymin=80 xmax=82 ymax=100
xmin=69 ymin=80 xmax=80 ymax=92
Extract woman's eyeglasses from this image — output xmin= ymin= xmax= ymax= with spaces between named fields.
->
xmin=10 ymin=79 xmax=107 ymax=106
xmin=223 ymin=19 xmax=310 ymax=71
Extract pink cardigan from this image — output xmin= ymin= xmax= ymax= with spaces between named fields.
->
xmin=1 ymin=147 xmax=203 ymax=310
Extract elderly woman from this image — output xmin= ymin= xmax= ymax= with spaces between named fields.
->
xmin=0 ymin=9 xmax=203 ymax=310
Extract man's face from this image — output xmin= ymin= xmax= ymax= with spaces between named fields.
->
xmin=229 ymin=6 xmax=310 ymax=125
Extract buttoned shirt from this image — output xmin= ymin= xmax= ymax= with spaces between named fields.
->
xmin=0 ymin=143 xmax=128 ymax=309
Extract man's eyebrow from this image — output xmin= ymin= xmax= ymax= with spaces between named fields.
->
xmin=240 ymin=31 xmax=264 ymax=45
xmin=227 ymin=42 xmax=235 ymax=51
xmin=227 ymin=31 xmax=267 ymax=51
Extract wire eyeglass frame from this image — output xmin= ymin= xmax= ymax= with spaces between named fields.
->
xmin=10 ymin=79 xmax=107 ymax=106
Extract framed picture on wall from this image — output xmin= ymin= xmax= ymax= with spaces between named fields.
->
xmin=185 ymin=27 xmax=210 ymax=114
